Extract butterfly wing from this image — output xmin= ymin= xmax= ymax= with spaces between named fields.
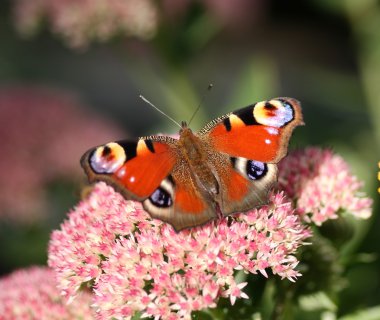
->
xmin=212 ymin=155 xmax=278 ymax=215
xmin=200 ymin=97 xmax=303 ymax=162
xmin=200 ymin=97 xmax=303 ymax=215
xmin=81 ymin=136 xmax=216 ymax=231
xmin=143 ymin=169 xmax=217 ymax=231
xmin=81 ymin=137 xmax=177 ymax=200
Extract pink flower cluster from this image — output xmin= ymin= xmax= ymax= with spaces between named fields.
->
xmin=12 ymin=0 xmax=269 ymax=48
xmin=48 ymin=182 xmax=310 ymax=319
xmin=278 ymin=147 xmax=372 ymax=225
xmin=0 ymin=86 xmax=123 ymax=222
xmin=13 ymin=0 xmax=158 ymax=48
xmin=0 ymin=266 xmax=94 ymax=319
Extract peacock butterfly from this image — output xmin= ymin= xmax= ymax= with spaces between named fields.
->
xmin=81 ymin=98 xmax=304 ymax=231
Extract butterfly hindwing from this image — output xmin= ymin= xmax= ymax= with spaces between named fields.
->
xmin=204 ymin=150 xmax=278 ymax=216
xmin=143 ymin=172 xmax=217 ymax=231
xmin=219 ymin=157 xmax=278 ymax=215
xmin=201 ymin=97 xmax=303 ymax=162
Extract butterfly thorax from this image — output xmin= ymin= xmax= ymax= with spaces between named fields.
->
xmin=177 ymin=127 xmax=219 ymax=197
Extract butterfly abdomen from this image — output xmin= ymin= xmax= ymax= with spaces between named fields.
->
xmin=177 ymin=128 xmax=219 ymax=197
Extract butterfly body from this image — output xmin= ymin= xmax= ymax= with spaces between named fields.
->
xmin=175 ymin=126 xmax=220 ymax=198
xmin=81 ymin=98 xmax=304 ymax=231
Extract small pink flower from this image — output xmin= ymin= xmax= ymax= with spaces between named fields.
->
xmin=227 ymin=282 xmax=249 ymax=305
xmin=48 ymin=182 xmax=310 ymax=319
xmin=0 ymin=266 xmax=94 ymax=319
xmin=278 ymin=147 xmax=372 ymax=225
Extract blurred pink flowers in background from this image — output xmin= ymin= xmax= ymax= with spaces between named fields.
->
xmin=278 ymin=147 xmax=372 ymax=225
xmin=12 ymin=0 xmax=267 ymax=49
xmin=0 ymin=86 xmax=123 ymax=222
xmin=48 ymin=183 xmax=310 ymax=319
xmin=13 ymin=0 xmax=158 ymax=48
xmin=203 ymin=0 xmax=266 ymax=30
xmin=0 ymin=266 xmax=93 ymax=319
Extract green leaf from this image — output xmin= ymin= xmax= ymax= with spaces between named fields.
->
xmin=299 ymin=291 xmax=337 ymax=312
xmin=338 ymin=306 xmax=380 ymax=320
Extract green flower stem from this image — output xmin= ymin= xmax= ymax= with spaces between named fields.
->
xmin=270 ymin=281 xmax=295 ymax=320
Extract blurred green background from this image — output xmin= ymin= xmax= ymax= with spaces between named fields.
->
xmin=0 ymin=0 xmax=379 ymax=319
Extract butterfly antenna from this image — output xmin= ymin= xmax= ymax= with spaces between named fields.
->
xmin=139 ymin=95 xmax=182 ymax=129
xmin=188 ymin=83 xmax=213 ymax=126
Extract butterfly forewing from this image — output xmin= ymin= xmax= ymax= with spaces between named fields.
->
xmin=200 ymin=97 xmax=303 ymax=162
xmin=81 ymin=138 xmax=176 ymax=200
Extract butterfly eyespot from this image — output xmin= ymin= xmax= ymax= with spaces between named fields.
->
xmin=149 ymin=187 xmax=173 ymax=208
xmin=90 ymin=142 xmax=126 ymax=174
xmin=254 ymin=100 xmax=294 ymax=127
xmin=102 ymin=145 xmax=112 ymax=156
xmin=246 ymin=160 xmax=268 ymax=180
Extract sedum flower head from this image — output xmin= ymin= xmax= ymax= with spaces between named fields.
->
xmin=13 ymin=0 xmax=158 ymax=48
xmin=48 ymin=182 xmax=310 ymax=319
xmin=0 ymin=266 xmax=94 ymax=319
xmin=278 ymin=147 xmax=372 ymax=225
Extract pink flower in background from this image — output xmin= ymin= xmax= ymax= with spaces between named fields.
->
xmin=278 ymin=147 xmax=372 ymax=225
xmin=48 ymin=182 xmax=310 ymax=319
xmin=0 ymin=86 xmax=123 ymax=222
xmin=0 ymin=266 xmax=94 ymax=319
xmin=13 ymin=0 xmax=158 ymax=48
xmin=203 ymin=0 xmax=266 ymax=29
xmin=13 ymin=0 xmax=268 ymax=49
xmin=161 ymin=0 xmax=266 ymax=28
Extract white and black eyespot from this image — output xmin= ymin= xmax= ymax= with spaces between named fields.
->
xmin=232 ymin=157 xmax=268 ymax=180
xmin=253 ymin=100 xmax=294 ymax=128
xmin=149 ymin=187 xmax=173 ymax=208
xmin=278 ymin=101 xmax=295 ymax=125
xmin=146 ymin=177 xmax=175 ymax=208
xmin=89 ymin=142 xmax=126 ymax=174
xmin=246 ymin=160 xmax=268 ymax=180
xmin=231 ymin=157 xmax=247 ymax=174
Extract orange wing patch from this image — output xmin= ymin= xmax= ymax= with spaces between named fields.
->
xmin=115 ymin=155 xmax=174 ymax=198
xmin=175 ymin=184 xmax=206 ymax=214
xmin=114 ymin=142 xmax=175 ymax=198
xmin=225 ymin=170 xmax=249 ymax=201
xmin=82 ymin=140 xmax=176 ymax=200
xmin=206 ymin=98 xmax=303 ymax=163
xmin=210 ymin=125 xmax=281 ymax=162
